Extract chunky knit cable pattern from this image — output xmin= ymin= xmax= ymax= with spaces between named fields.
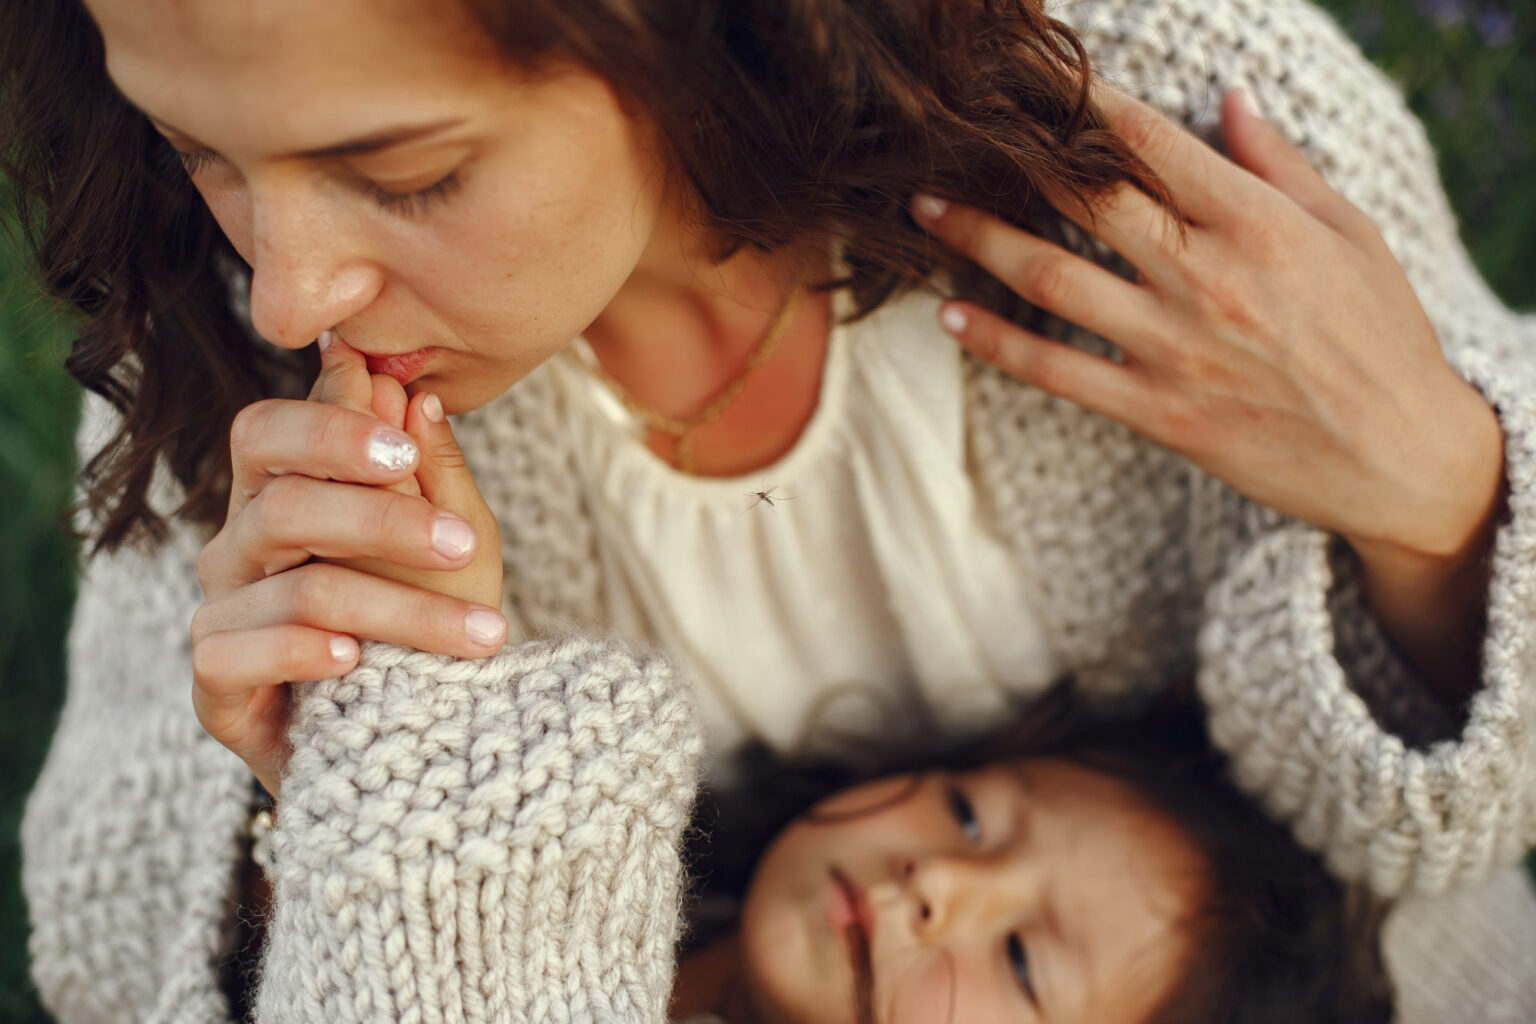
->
xmin=21 ymin=0 xmax=1536 ymax=1021
xmin=256 ymin=638 xmax=700 ymax=1024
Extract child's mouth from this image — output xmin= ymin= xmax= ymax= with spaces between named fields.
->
xmin=831 ymin=867 xmax=878 ymax=1024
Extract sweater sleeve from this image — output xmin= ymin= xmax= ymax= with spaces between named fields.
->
xmin=254 ymin=637 xmax=701 ymax=1024
xmin=22 ymin=397 xmax=255 ymax=1024
xmin=1066 ymin=0 xmax=1536 ymax=897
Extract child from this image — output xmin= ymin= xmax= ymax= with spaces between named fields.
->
xmin=233 ymin=648 xmax=1391 ymax=1024
xmin=676 ymin=682 xmax=1393 ymax=1024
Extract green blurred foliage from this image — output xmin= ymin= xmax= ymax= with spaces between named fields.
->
xmin=0 ymin=2 xmax=1532 ymax=1020
xmin=0 ymin=220 xmax=79 ymax=1022
xmin=1314 ymin=0 xmax=1536 ymax=308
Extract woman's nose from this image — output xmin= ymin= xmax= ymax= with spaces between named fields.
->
xmin=245 ymin=190 xmax=383 ymax=349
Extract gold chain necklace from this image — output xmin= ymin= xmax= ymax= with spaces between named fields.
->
xmin=583 ymin=268 xmax=810 ymax=472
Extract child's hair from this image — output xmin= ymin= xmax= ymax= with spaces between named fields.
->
xmin=0 ymin=0 xmax=1177 ymax=552
xmin=687 ymin=680 xmax=1396 ymax=1024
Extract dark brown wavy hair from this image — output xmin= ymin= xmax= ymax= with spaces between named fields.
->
xmin=689 ymin=680 xmax=1395 ymax=1024
xmin=1 ymin=0 xmax=1176 ymax=553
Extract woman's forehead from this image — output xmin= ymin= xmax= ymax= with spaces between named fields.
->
xmin=84 ymin=0 xmax=506 ymax=149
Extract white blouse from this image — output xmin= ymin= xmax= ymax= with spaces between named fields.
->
xmin=549 ymin=288 xmax=1063 ymax=771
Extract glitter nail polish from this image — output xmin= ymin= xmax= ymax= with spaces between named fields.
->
xmin=367 ymin=429 xmax=418 ymax=473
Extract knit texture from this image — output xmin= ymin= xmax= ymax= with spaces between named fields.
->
xmin=22 ymin=0 xmax=1536 ymax=1021
xmin=257 ymin=639 xmax=700 ymax=1024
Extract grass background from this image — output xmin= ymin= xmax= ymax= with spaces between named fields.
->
xmin=1 ymin=1 xmax=1532 ymax=1019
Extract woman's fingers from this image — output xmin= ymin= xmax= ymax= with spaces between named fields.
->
xmin=1088 ymin=83 xmax=1237 ymax=225
xmin=911 ymin=194 xmax=1165 ymax=355
xmin=937 ymin=300 xmax=1154 ymax=428
xmin=195 ymin=561 xmax=508 ymax=655
xmin=1218 ymin=89 xmax=1384 ymax=251
xmin=370 ymin=371 xmax=410 ymax=431
xmin=332 ymin=391 xmax=506 ymax=609
xmin=307 ymin=329 xmax=373 ymax=408
xmin=206 ymin=474 xmax=479 ymax=589
xmin=189 ymin=622 xmax=355 ymax=797
xmin=225 ymin=399 xmax=420 ymax=514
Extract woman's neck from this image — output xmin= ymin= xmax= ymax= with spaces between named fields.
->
xmin=577 ymin=175 xmax=835 ymax=475
xmin=580 ymin=187 xmax=833 ymax=476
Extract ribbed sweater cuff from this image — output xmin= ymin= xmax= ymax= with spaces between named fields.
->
xmin=255 ymin=637 xmax=700 ymax=1024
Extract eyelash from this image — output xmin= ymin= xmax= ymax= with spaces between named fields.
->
xmin=1007 ymin=933 xmax=1039 ymax=1004
xmin=161 ymin=143 xmax=463 ymax=219
xmin=946 ymin=783 xmax=981 ymax=842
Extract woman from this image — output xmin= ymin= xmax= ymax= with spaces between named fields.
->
xmin=5 ymin=0 xmax=1534 ymax=1020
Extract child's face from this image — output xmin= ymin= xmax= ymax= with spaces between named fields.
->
xmin=82 ymin=0 xmax=674 ymax=414
xmin=738 ymin=760 xmax=1207 ymax=1024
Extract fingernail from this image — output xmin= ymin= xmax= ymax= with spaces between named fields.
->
xmin=330 ymin=635 xmax=359 ymax=662
xmin=318 ymin=329 xmax=335 ymax=351
xmin=422 ymin=393 xmax=445 ymax=423
xmin=912 ymin=193 xmax=948 ymax=222
xmin=465 ymin=608 xmax=506 ymax=647
xmin=431 ymin=515 xmax=475 ymax=559
xmin=367 ymin=428 xmax=418 ymax=472
xmin=939 ymin=305 xmax=968 ymax=334
xmin=1234 ymin=87 xmax=1264 ymax=121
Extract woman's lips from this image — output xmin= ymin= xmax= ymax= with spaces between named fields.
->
xmin=363 ymin=347 xmax=437 ymax=386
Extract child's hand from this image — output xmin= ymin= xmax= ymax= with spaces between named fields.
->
xmin=190 ymin=332 xmax=507 ymax=797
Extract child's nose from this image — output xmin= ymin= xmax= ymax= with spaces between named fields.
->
xmin=898 ymin=851 xmax=1013 ymax=939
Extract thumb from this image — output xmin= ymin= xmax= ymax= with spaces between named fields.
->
xmin=406 ymin=391 xmax=496 ymax=535
xmin=1221 ymin=88 xmax=1369 ymax=243
xmin=307 ymin=329 xmax=375 ymax=411
xmin=402 ymin=390 xmax=504 ymax=609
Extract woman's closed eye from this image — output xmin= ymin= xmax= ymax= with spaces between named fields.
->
xmin=947 ymin=783 xmax=981 ymax=842
xmin=154 ymin=136 xmax=463 ymax=220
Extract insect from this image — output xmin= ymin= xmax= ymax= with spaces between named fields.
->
xmin=744 ymin=486 xmax=794 ymax=512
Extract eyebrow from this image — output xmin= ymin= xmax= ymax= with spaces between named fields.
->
xmin=148 ymin=116 xmax=469 ymax=159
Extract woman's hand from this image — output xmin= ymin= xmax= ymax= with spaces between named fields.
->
xmin=190 ymin=333 xmax=507 ymax=795
xmin=913 ymin=86 xmax=1505 ymax=697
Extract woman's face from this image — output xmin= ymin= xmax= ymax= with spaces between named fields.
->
xmin=84 ymin=0 xmax=673 ymax=413
xmin=739 ymin=760 xmax=1207 ymax=1024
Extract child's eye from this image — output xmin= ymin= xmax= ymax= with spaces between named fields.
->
xmin=946 ymin=784 xmax=981 ymax=842
xmin=1007 ymin=933 xmax=1039 ymax=1004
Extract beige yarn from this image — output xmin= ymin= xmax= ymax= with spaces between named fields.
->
xmin=22 ymin=0 xmax=1536 ymax=1021
xmin=256 ymin=639 xmax=700 ymax=1024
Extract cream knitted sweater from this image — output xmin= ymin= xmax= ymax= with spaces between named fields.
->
xmin=22 ymin=0 xmax=1536 ymax=1020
